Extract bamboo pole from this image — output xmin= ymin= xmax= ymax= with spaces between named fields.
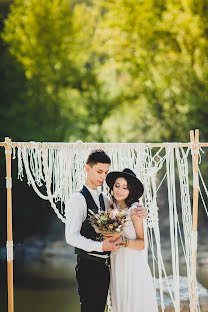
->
xmin=5 ymin=137 xmax=14 ymax=312
xmin=190 ymin=129 xmax=200 ymax=312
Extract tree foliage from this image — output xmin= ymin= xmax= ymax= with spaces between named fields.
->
xmin=1 ymin=0 xmax=120 ymax=142
xmin=1 ymin=0 xmax=208 ymax=142
xmin=94 ymin=0 xmax=208 ymax=142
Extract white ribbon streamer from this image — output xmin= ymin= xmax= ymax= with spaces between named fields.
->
xmin=6 ymin=241 xmax=13 ymax=261
xmin=192 ymin=231 xmax=198 ymax=252
xmin=6 ymin=177 xmax=12 ymax=189
xmin=193 ymin=172 xmax=199 ymax=189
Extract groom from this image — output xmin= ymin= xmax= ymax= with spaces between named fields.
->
xmin=65 ymin=149 xmax=147 ymax=312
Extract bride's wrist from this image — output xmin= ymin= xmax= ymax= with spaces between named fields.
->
xmin=122 ymin=237 xmax=129 ymax=247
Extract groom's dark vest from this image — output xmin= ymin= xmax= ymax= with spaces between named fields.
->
xmin=75 ymin=185 xmax=110 ymax=256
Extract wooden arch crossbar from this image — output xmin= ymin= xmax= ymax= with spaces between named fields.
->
xmin=1 ymin=129 xmax=208 ymax=312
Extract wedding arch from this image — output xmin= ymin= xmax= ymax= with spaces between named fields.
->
xmin=1 ymin=129 xmax=208 ymax=312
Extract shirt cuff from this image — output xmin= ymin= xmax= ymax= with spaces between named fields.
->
xmin=92 ymin=241 xmax=103 ymax=253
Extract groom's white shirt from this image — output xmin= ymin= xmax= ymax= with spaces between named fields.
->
xmin=65 ymin=184 xmax=110 ymax=252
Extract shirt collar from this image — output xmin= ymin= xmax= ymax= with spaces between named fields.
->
xmin=84 ymin=184 xmax=101 ymax=196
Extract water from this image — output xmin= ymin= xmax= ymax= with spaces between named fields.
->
xmin=1 ymin=241 xmax=208 ymax=312
xmin=2 ymin=260 xmax=208 ymax=312
xmin=14 ymin=289 xmax=79 ymax=312
xmin=1 ymin=252 xmax=80 ymax=312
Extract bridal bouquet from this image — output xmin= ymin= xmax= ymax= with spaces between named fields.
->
xmin=89 ymin=208 xmax=127 ymax=239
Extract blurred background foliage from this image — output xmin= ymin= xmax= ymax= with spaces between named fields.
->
xmin=0 ymin=0 xmax=208 ymax=241
xmin=1 ymin=0 xmax=208 ymax=144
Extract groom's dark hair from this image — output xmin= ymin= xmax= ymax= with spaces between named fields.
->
xmin=86 ymin=149 xmax=111 ymax=166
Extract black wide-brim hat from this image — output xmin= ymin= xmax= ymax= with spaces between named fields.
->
xmin=106 ymin=168 xmax=144 ymax=199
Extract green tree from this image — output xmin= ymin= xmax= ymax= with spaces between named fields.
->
xmin=1 ymin=0 xmax=121 ymax=142
xmin=94 ymin=0 xmax=208 ymax=142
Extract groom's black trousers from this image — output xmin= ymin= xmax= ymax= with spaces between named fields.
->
xmin=75 ymin=255 xmax=110 ymax=312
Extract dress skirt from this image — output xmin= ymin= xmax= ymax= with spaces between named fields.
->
xmin=110 ymin=203 xmax=158 ymax=312
xmin=110 ymin=247 xmax=158 ymax=312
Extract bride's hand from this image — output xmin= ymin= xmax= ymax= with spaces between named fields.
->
xmin=103 ymin=235 xmax=123 ymax=245
xmin=103 ymin=233 xmax=121 ymax=242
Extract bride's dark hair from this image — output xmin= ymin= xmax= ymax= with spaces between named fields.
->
xmin=109 ymin=179 xmax=139 ymax=208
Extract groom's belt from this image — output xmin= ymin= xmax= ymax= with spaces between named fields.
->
xmin=77 ymin=253 xmax=110 ymax=265
xmin=88 ymin=253 xmax=109 ymax=259
xmin=75 ymin=247 xmax=110 ymax=256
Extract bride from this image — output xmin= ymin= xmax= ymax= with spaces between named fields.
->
xmin=106 ymin=168 xmax=158 ymax=312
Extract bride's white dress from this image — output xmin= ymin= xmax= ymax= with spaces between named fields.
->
xmin=110 ymin=203 xmax=158 ymax=312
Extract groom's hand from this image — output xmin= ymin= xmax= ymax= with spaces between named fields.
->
xmin=102 ymin=237 xmax=122 ymax=251
xmin=133 ymin=205 xmax=147 ymax=218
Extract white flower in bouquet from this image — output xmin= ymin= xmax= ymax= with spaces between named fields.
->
xmin=88 ymin=208 xmax=128 ymax=239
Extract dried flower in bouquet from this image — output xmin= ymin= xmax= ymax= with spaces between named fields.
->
xmin=89 ymin=208 xmax=127 ymax=240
